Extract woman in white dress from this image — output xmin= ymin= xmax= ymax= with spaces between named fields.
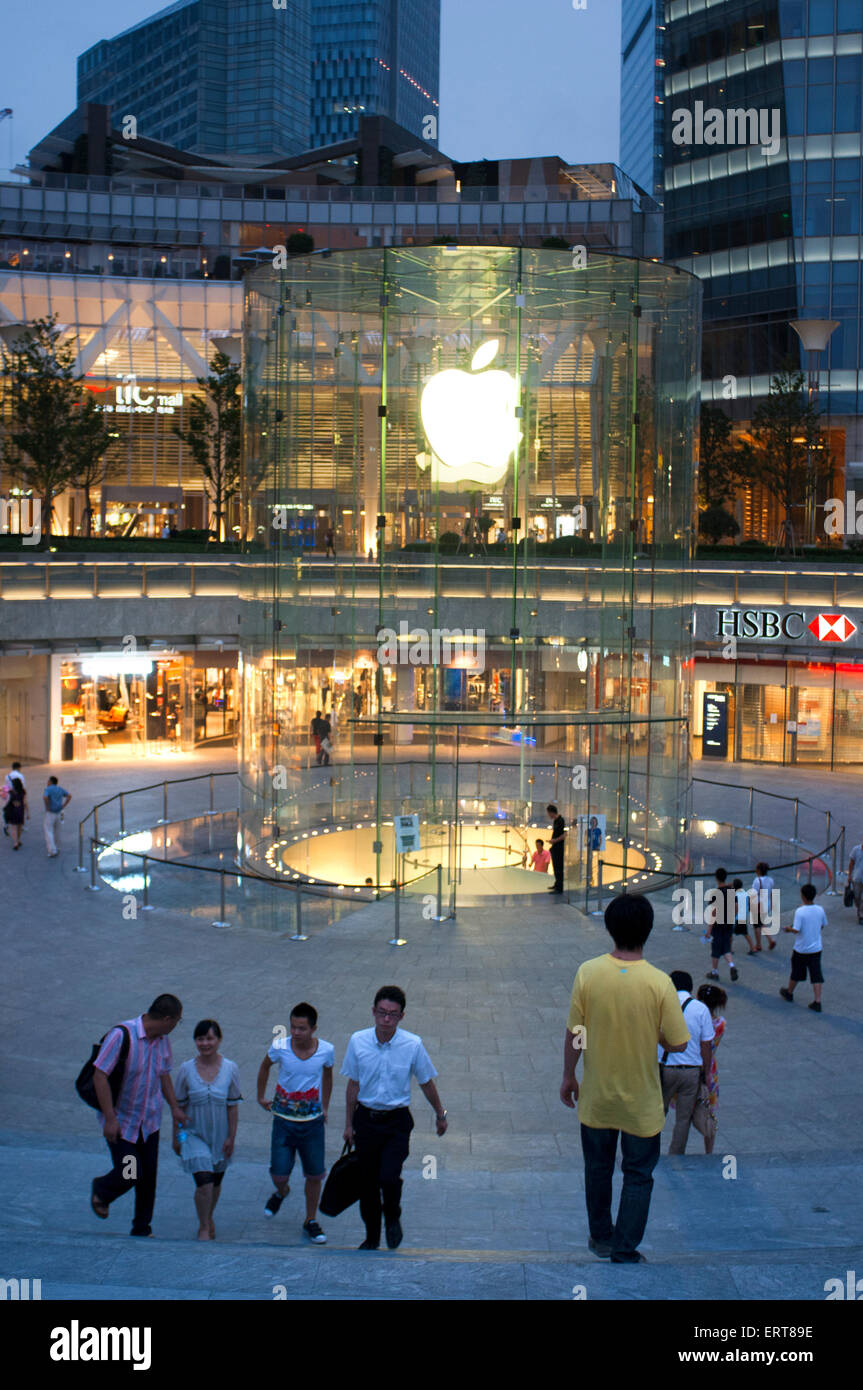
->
xmin=173 ymin=1020 xmax=242 ymax=1240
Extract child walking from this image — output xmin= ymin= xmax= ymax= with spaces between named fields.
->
xmin=780 ymin=883 xmax=826 ymax=1012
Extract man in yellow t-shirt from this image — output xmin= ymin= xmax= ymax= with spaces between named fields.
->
xmin=561 ymin=893 xmax=689 ymax=1263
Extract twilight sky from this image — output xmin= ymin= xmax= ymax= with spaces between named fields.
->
xmin=2 ymin=0 xmax=621 ymax=173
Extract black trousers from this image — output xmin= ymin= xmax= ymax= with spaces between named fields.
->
xmin=93 ymin=1129 xmax=160 ymax=1235
xmin=354 ymin=1104 xmax=413 ymax=1243
xmin=550 ymin=842 xmax=564 ymax=890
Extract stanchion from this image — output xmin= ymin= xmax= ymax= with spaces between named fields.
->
xmin=212 ymin=870 xmax=229 ymax=927
xmin=590 ymin=858 xmax=604 ymax=916
xmin=141 ymin=854 xmax=155 ymax=911
xmin=86 ymin=838 xmax=101 ymax=891
xmin=76 ymin=820 xmax=87 ymax=872
xmin=389 ymin=878 xmax=406 ymax=946
xmin=290 ymin=884 xmax=308 ymax=941
xmin=792 ymin=798 xmax=800 ymax=843
xmin=158 ymin=781 xmax=168 ymax=825
xmin=209 ymin=773 xmax=215 ymax=816
xmin=829 ymin=834 xmax=839 ymax=896
xmin=746 ymin=786 xmax=755 ymax=830
xmin=430 ymin=863 xmax=447 ymax=922
xmin=825 ymin=814 xmax=838 ymax=894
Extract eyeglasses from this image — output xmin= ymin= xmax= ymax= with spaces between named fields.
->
xmin=374 ymin=1009 xmax=402 ymax=1019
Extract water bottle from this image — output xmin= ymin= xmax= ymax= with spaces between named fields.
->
xmin=177 ymin=1124 xmax=188 ymax=1150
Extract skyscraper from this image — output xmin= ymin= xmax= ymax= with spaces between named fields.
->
xmin=311 ymin=0 xmax=440 ymax=148
xmin=622 ymin=0 xmax=863 ymax=497
xmin=78 ymin=0 xmax=312 ymax=162
xmin=620 ymin=1 xmax=666 ymax=201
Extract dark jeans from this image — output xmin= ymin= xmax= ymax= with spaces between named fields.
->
xmin=580 ymin=1122 xmax=660 ymax=1260
xmin=93 ymin=1129 xmax=160 ymax=1235
xmin=354 ymin=1105 xmax=413 ymax=1244
xmin=550 ymin=843 xmax=564 ymax=891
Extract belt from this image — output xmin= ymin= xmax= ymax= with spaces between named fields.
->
xmin=659 ymin=1064 xmax=700 ymax=1069
xmin=357 ymin=1103 xmax=408 ymax=1118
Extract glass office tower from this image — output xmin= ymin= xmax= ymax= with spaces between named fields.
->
xmin=78 ymin=0 xmax=312 ymax=160
xmin=311 ymin=0 xmax=440 ymax=147
xmin=662 ymin=0 xmax=863 ymax=435
xmin=620 ymin=0 xmax=667 ymax=202
xmin=239 ymin=247 xmax=701 ymax=910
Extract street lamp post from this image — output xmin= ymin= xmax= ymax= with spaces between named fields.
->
xmin=789 ymin=319 xmax=839 ymax=546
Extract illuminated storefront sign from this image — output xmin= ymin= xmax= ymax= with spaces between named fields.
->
xmin=714 ymin=609 xmax=858 ymax=644
xmin=418 ymin=340 xmax=520 ymax=488
xmin=95 ymin=376 xmax=184 ymax=415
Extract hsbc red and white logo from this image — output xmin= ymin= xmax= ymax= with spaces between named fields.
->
xmin=808 ymin=613 xmax=857 ymax=643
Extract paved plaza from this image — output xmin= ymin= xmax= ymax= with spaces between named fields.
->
xmin=1 ymin=753 xmax=862 ymax=1300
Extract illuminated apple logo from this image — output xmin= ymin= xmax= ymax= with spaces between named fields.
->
xmin=419 ymin=339 xmax=520 ymax=488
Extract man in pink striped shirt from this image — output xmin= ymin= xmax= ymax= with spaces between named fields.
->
xmin=90 ymin=994 xmax=186 ymax=1237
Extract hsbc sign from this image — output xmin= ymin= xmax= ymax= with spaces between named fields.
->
xmin=714 ymin=609 xmax=858 ymax=644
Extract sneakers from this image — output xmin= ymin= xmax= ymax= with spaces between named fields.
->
xmin=705 ymin=970 xmax=719 ymax=981
xmin=264 ymin=1192 xmax=284 ymax=1217
xmin=729 ymin=966 xmax=739 ymax=982
xmin=385 ymin=1219 xmax=403 ymax=1249
xmin=779 ymin=987 xmax=794 ymax=1003
xmin=303 ymin=1219 xmax=327 ymax=1244
xmin=808 ymin=1001 xmax=822 ymax=1013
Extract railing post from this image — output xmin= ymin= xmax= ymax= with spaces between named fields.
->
xmin=209 ymin=773 xmax=215 ymax=815
xmin=76 ymin=818 xmax=87 ymax=872
xmin=159 ymin=781 xmax=168 ymax=825
xmin=120 ymin=793 xmax=125 ymax=837
xmin=291 ymin=884 xmax=308 ymax=941
xmin=807 ymin=856 xmax=813 ymax=883
xmin=389 ymin=877 xmax=406 ymax=946
xmin=828 ymin=818 xmax=838 ymax=895
xmin=87 ymin=838 xmax=101 ymax=891
xmin=436 ymin=863 xmax=443 ymax=922
xmin=93 ymin=805 xmax=99 ymax=846
xmin=746 ymin=785 xmax=754 ymax=830
xmin=141 ymin=854 xmax=155 ymax=911
xmin=792 ymin=797 xmax=799 ymax=843
xmin=212 ymin=870 xmax=229 ymax=927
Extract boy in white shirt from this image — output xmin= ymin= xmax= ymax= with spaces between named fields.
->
xmin=779 ymin=884 xmax=827 ymax=1013
xmin=257 ymin=1002 xmax=334 ymax=1242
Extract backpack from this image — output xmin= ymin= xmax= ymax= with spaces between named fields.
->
xmin=75 ymin=1025 xmax=132 ymax=1110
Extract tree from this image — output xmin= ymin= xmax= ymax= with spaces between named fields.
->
xmin=749 ymin=367 xmax=831 ymax=554
xmin=67 ymin=392 xmax=119 ymax=537
xmin=698 ymin=505 xmax=740 ymax=546
xmin=698 ymin=404 xmax=753 ymax=509
xmin=0 ymin=315 xmax=79 ymax=546
xmin=173 ymin=349 xmax=242 ymax=542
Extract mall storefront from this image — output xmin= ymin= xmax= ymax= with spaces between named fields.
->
xmin=50 ymin=650 xmax=238 ymax=762
xmin=693 ymin=599 xmax=863 ymax=766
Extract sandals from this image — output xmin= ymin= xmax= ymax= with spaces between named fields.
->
xmin=90 ymin=1183 xmax=109 ymax=1219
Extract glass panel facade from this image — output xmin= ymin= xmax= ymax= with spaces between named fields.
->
xmin=238 ymin=246 xmax=700 ymax=910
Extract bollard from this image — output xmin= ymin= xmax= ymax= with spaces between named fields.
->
xmin=141 ymin=854 xmax=155 ymax=911
xmin=389 ymin=878 xmax=406 ymax=947
xmin=212 ymin=870 xmax=229 ymax=927
xmin=291 ymin=883 xmax=308 ymax=941
xmin=87 ymin=838 xmax=102 ymax=891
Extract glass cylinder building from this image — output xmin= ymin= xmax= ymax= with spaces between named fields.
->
xmin=239 ymin=246 xmax=701 ymax=909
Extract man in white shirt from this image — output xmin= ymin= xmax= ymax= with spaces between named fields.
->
xmin=658 ymin=970 xmax=715 ymax=1154
xmin=780 ymin=884 xmax=827 ymax=1012
xmin=342 ymin=985 xmax=447 ymax=1250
